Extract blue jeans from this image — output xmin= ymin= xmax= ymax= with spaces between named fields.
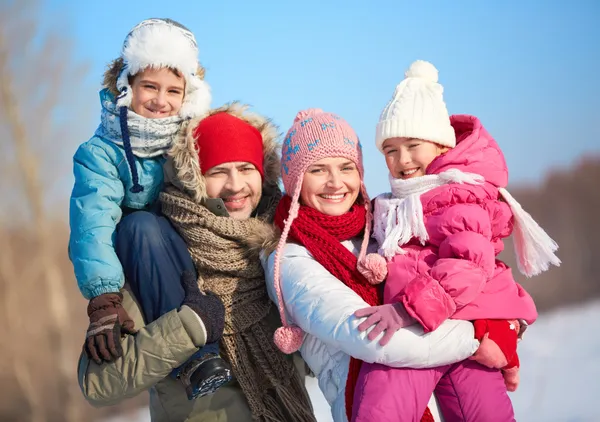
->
xmin=115 ymin=210 xmax=219 ymax=374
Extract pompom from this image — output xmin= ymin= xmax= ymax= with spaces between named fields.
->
xmin=273 ymin=326 xmax=304 ymax=354
xmin=294 ymin=108 xmax=324 ymax=123
xmin=358 ymin=253 xmax=388 ymax=284
xmin=405 ymin=60 xmax=439 ymax=83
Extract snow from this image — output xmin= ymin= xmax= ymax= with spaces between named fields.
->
xmin=510 ymin=300 xmax=599 ymax=422
xmin=104 ymin=300 xmax=600 ymax=422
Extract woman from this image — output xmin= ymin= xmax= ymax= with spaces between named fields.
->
xmin=263 ymin=108 xmax=480 ymax=422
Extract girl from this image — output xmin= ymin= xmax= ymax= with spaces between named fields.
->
xmin=353 ymin=60 xmax=560 ymax=421
xmin=69 ymin=18 xmax=230 ymax=400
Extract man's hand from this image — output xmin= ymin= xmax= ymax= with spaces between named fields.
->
xmin=180 ymin=271 xmax=225 ymax=344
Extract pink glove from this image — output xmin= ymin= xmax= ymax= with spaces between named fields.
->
xmin=354 ymin=302 xmax=416 ymax=346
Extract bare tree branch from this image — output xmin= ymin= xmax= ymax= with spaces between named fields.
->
xmin=0 ymin=1 xmax=93 ymax=420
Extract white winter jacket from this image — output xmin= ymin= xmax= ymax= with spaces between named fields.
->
xmin=263 ymin=239 xmax=480 ymax=422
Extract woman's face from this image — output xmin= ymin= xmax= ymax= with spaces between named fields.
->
xmin=300 ymin=156 xmax=361 ymax=216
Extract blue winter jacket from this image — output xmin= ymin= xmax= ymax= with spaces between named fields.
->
xmin=69 ymin=92 xmax=166 ymax=299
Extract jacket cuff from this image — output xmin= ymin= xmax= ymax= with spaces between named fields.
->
xmin=83 ymin=282 xmax=124 ymax=301
xmin=403 ymin=274 xmax=456 ymax=333
xmin=178 ymin=305 xmax=208 ymax=347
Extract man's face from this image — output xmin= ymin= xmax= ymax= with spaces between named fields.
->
xmin=204 ymin=162 xmax=263 ymax=219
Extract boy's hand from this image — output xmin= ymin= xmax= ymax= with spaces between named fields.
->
xmin=85 ymin=292 xmax=136 ymax=365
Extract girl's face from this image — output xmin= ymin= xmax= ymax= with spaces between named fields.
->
xmin=130 ymin=67 xmax=185 ymax=118
xmin=300 ymin=156 xmax=361 ymax=216
xmin=382 ymin=137 xmax=447 ymax=179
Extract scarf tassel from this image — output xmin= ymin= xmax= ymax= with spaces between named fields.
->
xmin=499 ymin=188 xmax=561 ymax=277
xmin=379 ymin=195 xmax=429 ymax=258
xmin=261 ymin=376 xmax=316 ymax=422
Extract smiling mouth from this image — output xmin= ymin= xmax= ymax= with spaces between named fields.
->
xmin=399 ymin=168 xmax=419 ymax=178
xmin=223 ymin=195 xmax=249 ymax=209
xmin=145 ymin=108 xmax=169 ymax=117
xmin=319 ymin=193 xmax=347 ymax=202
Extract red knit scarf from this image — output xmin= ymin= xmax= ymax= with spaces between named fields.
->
xmin=275 ymin=195 xmax=378 ymax=420
xmin=275 ymin=195 xmax=435 ymax=422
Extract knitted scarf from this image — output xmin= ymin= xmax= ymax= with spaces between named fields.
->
xmin=160 ymin=187 xmax=316 ymax=422
xmin=374 ymin=169 xmax=484 ymax=257
xmin=274 ymin=195 xmax=380 ymax=421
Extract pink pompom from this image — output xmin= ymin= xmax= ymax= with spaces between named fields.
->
xmin=358 ymin=253 xmax=388 ymax=284
xmin=273 ymin=326 xmax=304 ymax=354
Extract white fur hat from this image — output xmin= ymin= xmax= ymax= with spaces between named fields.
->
xmin=375 ymin=60 xmax=456 ymax=152
xmin=115 ymin=18 xmax=211 ymax=119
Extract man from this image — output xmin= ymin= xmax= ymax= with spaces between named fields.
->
xmin=78 ymin=104 xmax=316 ymax=422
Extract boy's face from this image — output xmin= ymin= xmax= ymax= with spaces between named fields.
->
xmin=130 ymin=67 xmax=185 ymax=118
xmin=204 ymin=162 xmax=263 ymax=220
xmin=382 ymin=137 xmax=447 ymax=179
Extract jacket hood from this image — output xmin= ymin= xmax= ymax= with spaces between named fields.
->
xmin=167 ymin=102 xmax=281 ymax=204
xmin=427 ymin=114 xmax=508 ymax=188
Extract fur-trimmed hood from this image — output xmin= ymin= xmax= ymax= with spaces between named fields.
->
xmin=167 ymin=102 xmax=281 ymax=205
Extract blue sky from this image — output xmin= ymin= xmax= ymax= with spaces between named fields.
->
xmin=45 ymin=0 xmax=599 ymax=196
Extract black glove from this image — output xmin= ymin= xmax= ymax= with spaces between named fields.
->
xmin=180 ymin=271 xmax=225 ymax=344
xmin=85 ymin=292 xmax=136 ymax=365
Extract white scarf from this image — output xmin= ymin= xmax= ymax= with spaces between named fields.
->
xmin=95 ymin=91 xmax=182 ymax=158
xmin=373 ymin=168 xmax=560 ymax=277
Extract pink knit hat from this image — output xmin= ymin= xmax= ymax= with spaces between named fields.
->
xmin=272 ymin=108 xmax=373 ymax=353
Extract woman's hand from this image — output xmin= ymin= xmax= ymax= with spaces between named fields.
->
xmin=354 ymin=302 xmax=416 ymax=346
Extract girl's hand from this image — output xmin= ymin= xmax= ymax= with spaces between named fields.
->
xmin=354 ymin=302 xmax=416 ymax=346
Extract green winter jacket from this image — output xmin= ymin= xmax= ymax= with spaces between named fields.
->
xmin=78 ymin=287 xmax=309 ymax=421
xmin=77 ymin=286 xmax=256 ymax=422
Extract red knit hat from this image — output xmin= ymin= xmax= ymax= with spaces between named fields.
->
xmin=193 ymin=112 xmax=264 ymax=177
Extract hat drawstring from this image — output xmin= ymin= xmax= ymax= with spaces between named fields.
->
xmin=119 ymin=106 xmax=144 ymax=194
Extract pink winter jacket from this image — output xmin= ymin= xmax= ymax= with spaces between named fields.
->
xmin=383 ymin=115 xmax=538 ymax=333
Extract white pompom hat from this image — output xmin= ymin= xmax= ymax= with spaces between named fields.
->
xmin=375 ymin=60 xmax=455 ymax=152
